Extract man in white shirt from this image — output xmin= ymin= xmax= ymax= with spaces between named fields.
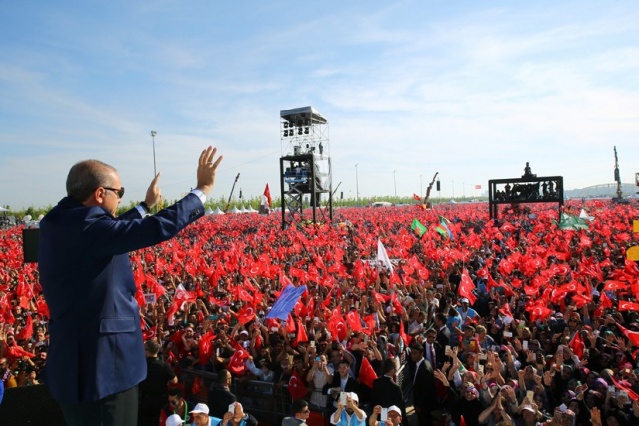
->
xmin=330 ymin=392 xmax=366 ymax=426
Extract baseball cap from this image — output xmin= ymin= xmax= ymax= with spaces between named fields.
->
xmin=388 ymin=405 xmax=401 ymax=415
xmin=166 ymin=414 xmax=184 ymax=426
xmin=460 ymin=298 xmax=469 ymax=304
xmin=521 ymin=404 xmax=536 ymax=413
xmin=189 ymin=403 xmax=210 ymax=415
xmin=348 ymin=392 xmax=359 ymax=403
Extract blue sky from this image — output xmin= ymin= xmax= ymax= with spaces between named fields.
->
xmin=1 ymin=1 xmax=638 ymax=209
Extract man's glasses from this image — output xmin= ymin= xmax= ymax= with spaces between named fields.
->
xmin=103 ymin=187 xmax=125 ymax=199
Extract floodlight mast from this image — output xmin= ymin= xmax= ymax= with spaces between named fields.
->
xmin=150 ymin=131 xmax=158 ymax=177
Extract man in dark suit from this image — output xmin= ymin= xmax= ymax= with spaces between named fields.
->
xmin=38 ymin=146 xmax=223 ymax=426
xmin=208 ymin=369 xmax=237 ymax=419
xmin=423 ymin=329 xmax=442 ymax=370
xmin=138 ymin=339 xmax=177 ymax=426
xmin=435 ymin=313 xmax=450 ymax=360
xmin=409 ymin=345 xmax=437 ymax=426
xmin=323 ymin=359 xmax=358 ymax=408
xmin=371 ymin=359 xmax=406 ymax=422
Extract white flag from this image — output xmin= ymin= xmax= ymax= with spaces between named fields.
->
xmin=377 ymin=239 xmax=394 ymax=272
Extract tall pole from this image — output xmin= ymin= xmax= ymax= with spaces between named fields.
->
xmin=393 ymin=170 xmax=397 ymax=197
xmin=150 ymin=131 xmax=157 ymax=177
xmin=614 ymin=146 xmax=622 ymax=199
xmin=355 ymin=163 xmax=359 ymax=205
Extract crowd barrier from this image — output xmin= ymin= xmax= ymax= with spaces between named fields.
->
xmin=0 ymin=353 xmax=412 ymax=425
xmin=181 ymin=352 xmax=412 ymax=426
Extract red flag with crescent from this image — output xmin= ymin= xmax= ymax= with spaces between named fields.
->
xmin=617 ymin=323 xmax=639 ymax=348
xmin=237 ymin=305 xmax=256 ymax=325
xmin=358 ymin=356 xmax=378 ymax=388
xmin=288 ymin=369 xmax=308 ymax=400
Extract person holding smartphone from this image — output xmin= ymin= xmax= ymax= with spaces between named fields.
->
xmin=221 ymin=402 xmax=257 ymax=426
xmin=330 ymin=392 xmax=366 ymax=426
xmin=369 ymin=405 xmax=402 ymax=426
xmin=307 ymin=354 xmax=331 ymax=409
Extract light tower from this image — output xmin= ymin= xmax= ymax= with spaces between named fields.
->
xmin=150 ymin=131 xmax=157 ymax=176
xmin=279 ymin=106 xmax=332 ymax=229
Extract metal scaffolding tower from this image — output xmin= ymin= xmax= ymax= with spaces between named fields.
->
xmin=279 ymin=106 xmax=332 ymax=229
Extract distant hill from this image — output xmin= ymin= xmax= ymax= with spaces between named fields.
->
xmin=564 ymin=183 xmax=638 ymax=199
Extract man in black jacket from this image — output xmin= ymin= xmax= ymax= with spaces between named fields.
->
xmin=208 ymin=369 xmax=237 ymax=418
xmin=409 ymin=345 xmax=437 ymax=426
xmin=323 ymin=359 xmax=358 ymax=408
xmin=138 ymin=340 xmax=177 ymax=426
xmin=371 ymin=359 xmax=406 ymax=423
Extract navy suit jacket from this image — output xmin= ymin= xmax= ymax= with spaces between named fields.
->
xmin=38 ymin=193 xmax=205 ymax=403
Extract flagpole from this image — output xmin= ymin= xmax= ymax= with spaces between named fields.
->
xmin=355 ymin=163 xmax=359 ymax=205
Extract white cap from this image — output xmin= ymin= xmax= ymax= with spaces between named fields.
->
xmin=189 ymin=402 xmax=210 ymax=415
xmin=388 ymin=405 xmax=401 ymax=415
xmin=166 ymin=414 xmax=184 ymax=426
xmin=348 ymin=392 xmax=359 ymax=403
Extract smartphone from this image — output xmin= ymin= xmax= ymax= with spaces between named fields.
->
xmin=522 ymin=340 xmax=529 ymax=350
xmin=503 ymin=331 xmax=513 ymax=338
xmin=380 ymin=408 xmax=388 ymax=422
xmin=478 ymin=364 xmax=484 ymax=374
xmin=340 ymin=392 xmax=347 ymax=406
xmin=445 ymin=345 xmax=451 ymax=355
xmin=608 ymin=385 xmax=616 ymax=394
xmin=478 ymin=353 xmax=487 ymax=361
xmin=310 ymin=341 xmax=315 ymax=348
xmin=527 ymin=391 xmax=534 ymax=402
xmin=228 ymin=403 xmax=235 ymax=414
xmin=316 ymin=357 xmax=321 ymax=362
xmin=536 ymin=353 xmax=543 ymax=364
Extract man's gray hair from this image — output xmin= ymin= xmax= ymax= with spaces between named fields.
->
xmin=66 ymin=159 xmax=117 ymax=202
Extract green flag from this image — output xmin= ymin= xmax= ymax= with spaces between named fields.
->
xmin=411 ymin=218 xmax=427 ymax=237
xmin=553 ymin=213 xmax=589 ymax=230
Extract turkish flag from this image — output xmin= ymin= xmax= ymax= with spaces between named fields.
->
xmin=237 ymin=305 xmax=257 ymax=325
xmin=15 ymin=315 xmax=33 ymax=341
xmin=618 ymin=300 xmax=639 ymax=312
xmin=142 ymin=325 xmax=157 ymax=341
xmin=458 ymin=268 xmax=477 ymax=305
xmin=358 ymin=356 xmax=377 ymax=388
xmin=328 ymin=315 xmax=347 ymax=342
xmin=199 ymin=330 xmax=217 ymax=365
xmin=610 ymin=376 xmax=639 ymax=403
xmin=345 ymin=310 xmax=363 ymax=332
xmin=616 ymin=323 xmax=639 ymax=348
xmin=568 ymin=331 xmax=585 ymax=359
xmin=399 ymin=320 xmax=412 ymax=346
xmin=498 ymin=303 xmax=513 ymax=319
xmin=527 ymin=304 xmax=554 ymax=322
xmin=294 ymin=318 xmax=308 ymax=346
xmin=604 ymin=280 xmax=630 ymax=291
xmin=228 ymin=348 xmax=250 ymax=376
xmin=5 ymin=344 xmax=35 ymax=361
xmin=35 ymin=297 xmax=50 ymax=319
xmin=390 ymin=292 xmax=403 ymax=314
xmin=372 ymin=291 xmax=390 ymax=304
xmin=263 ymin=184 xmax=272 ymax=208
xmin=413 ymin=194 xmax=421 ymax=201
xmin=288 ymin=369 xmax=308 ymax=400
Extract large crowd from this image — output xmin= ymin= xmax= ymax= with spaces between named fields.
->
xmin=1 ymin=200 xmax=639 ymax=426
